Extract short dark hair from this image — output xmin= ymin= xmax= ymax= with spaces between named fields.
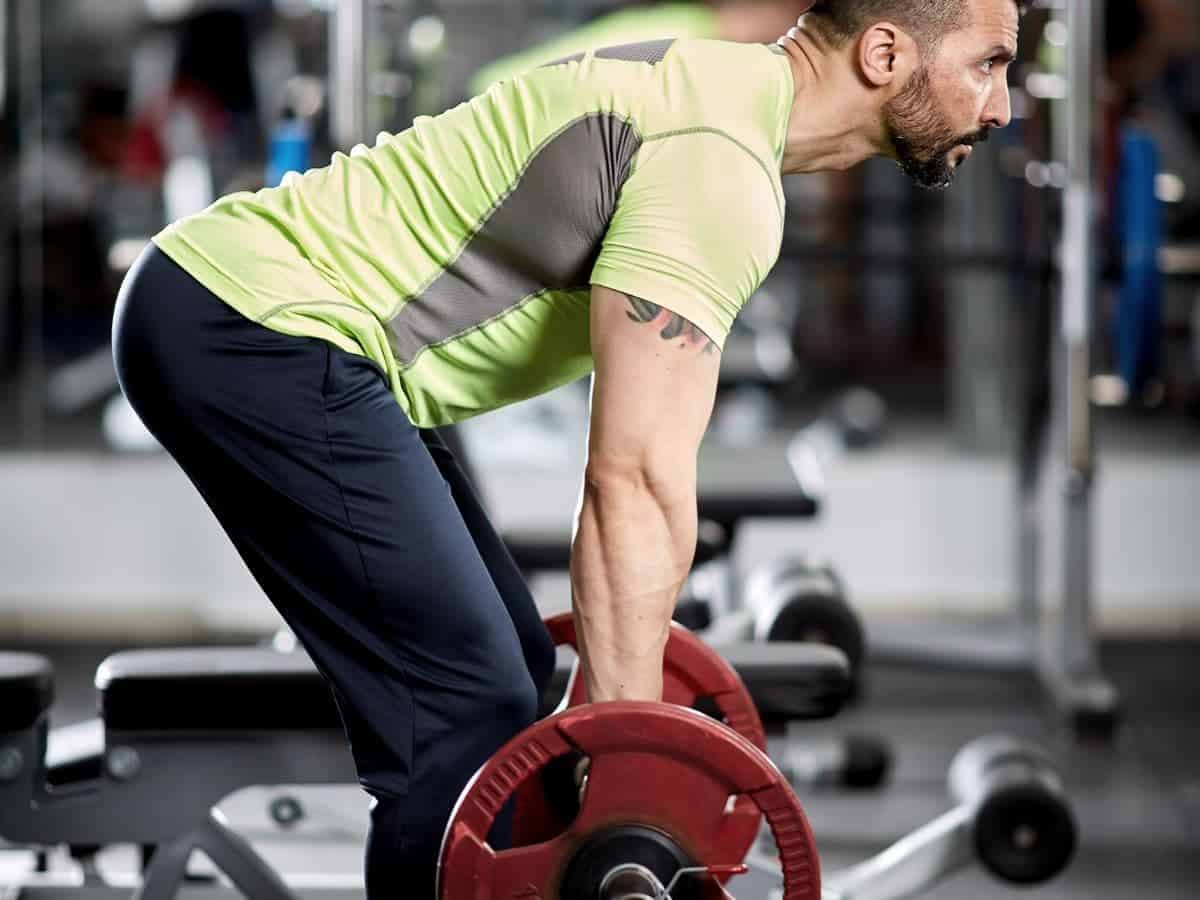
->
xmin=805 ymin=0 xmax=1021 ymax=54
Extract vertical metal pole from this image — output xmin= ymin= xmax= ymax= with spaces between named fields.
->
xmin=1047 ymin=0 xmax=1120 ymax=736
xmin=1059 ymin=0 xmax=1097 ymax=674
xmin=1015 ymin=190 xmax=1055 ymax=654
xmin=17 ymin=0 xmax=43 ymax=446
xmin=0 ymin=0 xmax=8 ymax=119
xmin=0 ymin=0 xmax=8 ymax=403
xmin=329 ymin=0 xmax=370 ymax=151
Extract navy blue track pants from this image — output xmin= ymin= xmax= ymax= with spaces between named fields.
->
xmin=111 ymin=245 xmax=557 ymax=899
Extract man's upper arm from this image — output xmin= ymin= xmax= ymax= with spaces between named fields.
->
xmin=586 ymin=284 xmax=720 ymax=489
xmin=584 ymin=132 xmax=781 ymax=485
xmin=589 ymin=132 xmax=784 ymax=352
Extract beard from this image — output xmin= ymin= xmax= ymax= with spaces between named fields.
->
xmin=883 ymin=66 xmax=989 ymax=190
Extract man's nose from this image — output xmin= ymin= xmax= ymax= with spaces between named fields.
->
xmin=984 ymin=82 xmax=1013 ymax=130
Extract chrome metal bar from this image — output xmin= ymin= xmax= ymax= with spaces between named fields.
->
xmin=1042 ymin=0 xmax=1120 ymax=733
xmin=0 ymin=0 xmax=8 ymax=118
xmin=821 ymin=805 xmax=974 ymax=900
xmin=17 ymin=0 xmax=44 ymax=446
xmin=328 ymin=0 xmax=369 ymax=150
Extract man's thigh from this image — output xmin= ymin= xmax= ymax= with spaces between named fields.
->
xmin=146 ymin=314 xmax=530 ymax=796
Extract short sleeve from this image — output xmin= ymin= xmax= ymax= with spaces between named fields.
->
xmin=590 ymin=131 xmax=783 ymax=348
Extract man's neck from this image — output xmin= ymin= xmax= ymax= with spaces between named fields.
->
xmin=776 ymin=25 xmax=887 ymax=175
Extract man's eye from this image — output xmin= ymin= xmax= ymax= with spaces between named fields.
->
xmin=981 ymin=59 xmax=995 ymax=73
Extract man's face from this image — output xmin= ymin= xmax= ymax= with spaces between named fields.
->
xmin=883 ymin=0 xmax=1019 ymax=189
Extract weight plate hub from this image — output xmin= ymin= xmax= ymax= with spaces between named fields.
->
xmin=559 ymin=825 xmax=695 ymax=900
xmin=438 ymin=701 xmax=820 ymax=900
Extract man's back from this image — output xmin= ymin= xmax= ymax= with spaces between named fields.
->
xmin=153 ymin=38 xmax=793 ymax=426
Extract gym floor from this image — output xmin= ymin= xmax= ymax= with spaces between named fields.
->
xmin=4 ymin=634 xmax=1197 ymax=899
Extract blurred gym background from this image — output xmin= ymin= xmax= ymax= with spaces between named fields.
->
xmin=0 ymin=0 xmax=1198 ymax=898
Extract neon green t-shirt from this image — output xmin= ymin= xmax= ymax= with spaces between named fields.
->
xmin=468 ymin=3 xmax=720 ymax=95
xmin=152 ymin=38 xmax=794 ymax=427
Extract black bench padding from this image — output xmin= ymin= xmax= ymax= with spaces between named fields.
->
xmin=97 ymin=648 xmax=341 ymax=731
xmin=0 ymin=652 xmax=55 ymax=732
xmin=97 ymin=641 xmax=848 ymax=733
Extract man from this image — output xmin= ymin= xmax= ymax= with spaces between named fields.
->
xmin=111 ymin=1 xmax=1018 ymax=896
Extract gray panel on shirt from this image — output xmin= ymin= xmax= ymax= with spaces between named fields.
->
xmin=389 ymin=113 xmax=642 ymax=367
xmin=540 ymin=52 xmax=585 ymax=69
xmin=594 ymin=39 xmax=676 ymax=64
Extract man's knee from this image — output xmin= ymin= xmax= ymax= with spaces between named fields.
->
xmin=439 ymin=611 xmax=547 ymax=733
xmin=424 ymin=635 xmax=542 ymax=758
xmin=477 ymin=666 xmax=541 ymax=737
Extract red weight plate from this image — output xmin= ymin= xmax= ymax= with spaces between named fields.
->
xmin=438 ymin=701 xmax=820 ymax=900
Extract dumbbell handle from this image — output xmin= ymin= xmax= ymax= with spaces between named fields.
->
xmin=819 ymin=804 xmax=974 ymax=900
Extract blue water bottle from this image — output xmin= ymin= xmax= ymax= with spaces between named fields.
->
xmin=1114 ymin=125 xmax=1163 ymax=401
xmin=266 ymin=106 xmax=311 ymax=188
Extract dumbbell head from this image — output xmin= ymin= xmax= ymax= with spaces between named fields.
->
xmin=438 ymin=702 xmax=822 ymax=900
xmin=743 ymin=558 xmax=865 ymax=684
xmin=948 ymin=736 xmax=1077 ymax=885
xmin=781 ymin=732 xmax=892 ymax=790
xmin=840 ymin=734 xmax=893 ymax=789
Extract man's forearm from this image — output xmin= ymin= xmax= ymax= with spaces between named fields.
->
xmin=569 ymin=474 xmax=697 ymax=702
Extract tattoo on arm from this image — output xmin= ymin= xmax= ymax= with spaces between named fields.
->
xmin=623 ymin=294 xmax=718 ymax=355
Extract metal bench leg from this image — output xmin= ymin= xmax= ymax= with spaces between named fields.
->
xmin=194 ymin=810 xmax=298 ymax=900
xmin=133 ymin=833 xmax=196 ymax=900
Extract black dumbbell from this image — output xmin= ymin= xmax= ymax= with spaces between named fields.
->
xmin=948 ymin=735 xmax=1077 ymax=884
xmin=741 ymin=556 xmax=865 ymax=694
xmin=780 ymin=732 xmax=893 ymax=790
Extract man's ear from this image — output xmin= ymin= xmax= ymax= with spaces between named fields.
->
xmin=856 ymin=21 xmax=919 ymax=88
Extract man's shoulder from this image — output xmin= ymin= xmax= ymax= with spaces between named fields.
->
xmin=666 ymin=37 xmax=782 ymax=70
xmin=657 ymin=39 xmax=790 ymax=128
